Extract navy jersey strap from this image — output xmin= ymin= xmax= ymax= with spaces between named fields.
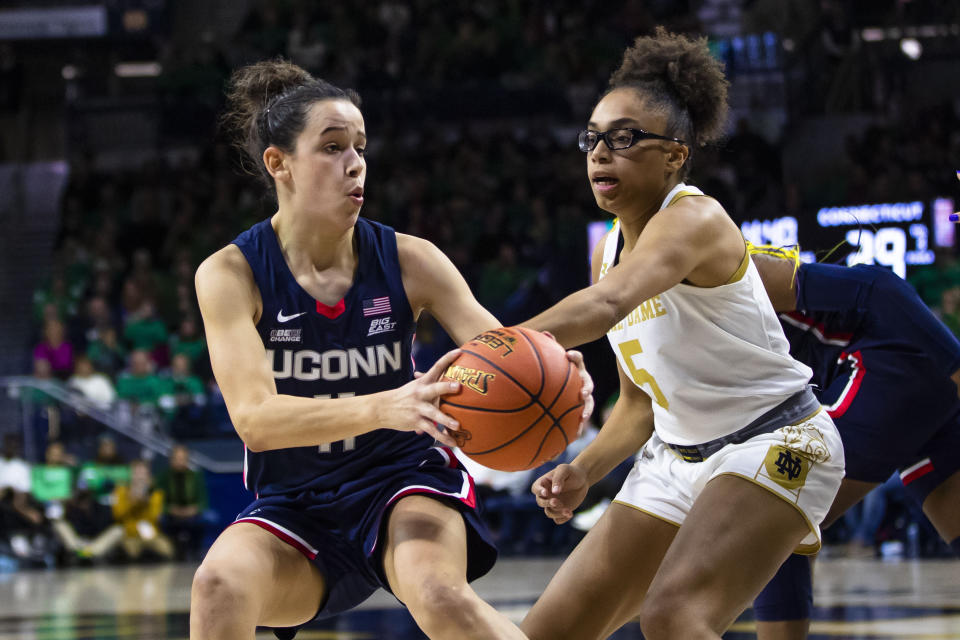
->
xmin=367 ymin=221 xmax=413 ymax=323
xmin=232 ymin=219 xmax=275 ymax=309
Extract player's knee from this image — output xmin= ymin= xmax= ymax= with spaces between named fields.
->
xmin=406 ymin=578 xmax=479 ymax=629
xmin=191 ymin=563 xmax=250 ymax=614
xmin=638 ymin=590 xmax=694 ymax=639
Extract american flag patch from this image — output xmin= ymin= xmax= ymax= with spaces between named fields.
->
xmin=362 ymin=296 xmax=391 ymax=317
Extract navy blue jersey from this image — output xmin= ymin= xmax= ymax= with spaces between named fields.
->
xmin=780 ymin=263 xmax=960 ymax=390
xmin=232 ymin=217 xmax=434 ymax=497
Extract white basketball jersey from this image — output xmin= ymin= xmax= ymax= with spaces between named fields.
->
xmin=600 ymin=183 xmax=813 ymax=445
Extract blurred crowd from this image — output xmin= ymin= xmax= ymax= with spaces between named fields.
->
xmin=0 ymin=436 xmax=212 ymax=570
xmin=4 ymin=0 xmax=960 ymax=565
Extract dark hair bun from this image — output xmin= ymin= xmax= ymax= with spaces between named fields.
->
xmin=227 ymin=59 xmax=314 ymax=122
xmin=610 ymin=27 xmax=729 ymax=147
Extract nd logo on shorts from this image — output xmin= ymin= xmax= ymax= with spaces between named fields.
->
xmin=762 ymin=446 xmax=810 ymax=491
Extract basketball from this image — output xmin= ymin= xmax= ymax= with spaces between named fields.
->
xmin=439 ymin=326 xmax=583 ymax=472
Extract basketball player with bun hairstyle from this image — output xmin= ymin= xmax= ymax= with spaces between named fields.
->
xmin=191 ymin=60 xmax=592 ymax=640
xmin=520 ymin=28 xmax=844 ymax=639
xmin=748 ymin=249 xmax=960 ymax=640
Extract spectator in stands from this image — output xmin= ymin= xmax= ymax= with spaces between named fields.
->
xmin=26 ymin=358 xmax=61 ymax=456
xmin=127 ymin=248 xmax=166 ymax=309
xmin=157 ymin=444 xmax=209 ymax=560
xmin=119 ymin=279 xmax=144 ymax=324
xmin=32 ymin=272 xmax=79 ymax=324
xmin=77 ymin=435 xmax=129 ymax=502
xmin=33 ymin=318 xmax=74 ymax=380
xmin=115 ymin=350 xmax=175 ymax=433
xmin=52 ymin=477 xmax=124 ymax=565
xmin=476 ymin=244 xmax=534 ymax=315
xmin=65 ymin=354 xmax=115 ymax=445
xmin=30 ymin=441 xmax=76 ymax=510
xmin=68 ymin=354 xmax=117 ymax=410
xmin=112 ymin=460 xmax=174 ymax=561
xmin=0 ymin=435 xmax=54 ymax=566
xmin=86 ymin=326 xmax=126 ymax=379
xmin=122 ymin=299 xmax=169 ymax=363
xmin=74 ymin=295 xmax=116 ymax=350
xmin=166 ymin=354 xmax=207 ymax=439
xmin=168 ymin=316 xmax=207 ymax=372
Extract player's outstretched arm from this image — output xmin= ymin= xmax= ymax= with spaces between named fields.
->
xmin=195 ymin=245 xmax=462 ymax=451
xmin=399 ymin=233 xmax=595 ymax=426
xmin=397 ymin=233 xmax=500 ymax=344
xmin=524 ymin=197 xmax=740 ymax=348
xmin=534 ymin=360 xmax=653 ymax=524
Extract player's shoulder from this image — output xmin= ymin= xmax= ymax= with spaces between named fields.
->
xmin=665 ymin=191 xmax=728 ymax=226
xmin=196 ymin=244 xmax=250 ymax=284
xmin=195 ymin=244 xmax=258 ymax=307
xmin=396 ymin=232 xmax=443 ymax=268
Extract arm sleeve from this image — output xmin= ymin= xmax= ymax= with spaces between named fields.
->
xmin=795 ymin=263 xmax=872 ymax=312
xmin=798 ymin=263 xmax=960 ymax=375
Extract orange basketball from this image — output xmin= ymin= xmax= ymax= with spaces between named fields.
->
xmin=439 ymin=326 xmax=583 ymax=472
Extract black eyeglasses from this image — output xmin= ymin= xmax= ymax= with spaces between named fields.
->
xmin=578 ymin=128 xmax=685 ymax=152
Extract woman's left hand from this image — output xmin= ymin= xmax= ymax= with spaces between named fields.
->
xmin=542 ymin=331 xmax=594 ymax=437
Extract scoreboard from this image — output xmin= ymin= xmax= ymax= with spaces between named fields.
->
xmin=588 ymin=197 xmax=955 ymax=280
xmin=740 ymin=197 xmax=954 ymax=277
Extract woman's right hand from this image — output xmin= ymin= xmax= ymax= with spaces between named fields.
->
xmin=532 ymin=463 xmax=589 ymax=524
xmin=382 ymin=348 xmax=463 ymax=448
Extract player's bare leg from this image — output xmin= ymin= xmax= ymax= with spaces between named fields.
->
xmin=754 ymin=478 xmax=879 ymax=640
xmin=638 ymin=475 xmax=811 ymax=640
xmin=382 ymin=495 xmax=527 ymax=640
xmin=922 ymin=470 xmax=960 ymax=541
xmin=190 ymin=523 xmax=326 ymax=640
xmin=522 ymin=502 xmax=677 ymax=640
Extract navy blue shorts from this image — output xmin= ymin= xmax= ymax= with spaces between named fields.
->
xmin=232 ymin=445 xmax=497 ymax=620
xmin=819 ymin=347 xmax=960 ymax=501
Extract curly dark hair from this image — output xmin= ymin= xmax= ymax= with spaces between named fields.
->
xmin=222 ymin=59 xmax=361 ymax=190
xmin=608 ymin=27 xmax=729 ymax=175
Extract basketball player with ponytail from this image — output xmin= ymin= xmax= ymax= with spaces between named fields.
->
xmin=191 ymin=60 xmax=592 ymax=640
xmin=520 ymin=29 xmax=844 ymax=639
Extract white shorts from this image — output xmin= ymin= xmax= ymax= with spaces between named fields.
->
xmin=614 ymin=409 xmax=844 ymax=554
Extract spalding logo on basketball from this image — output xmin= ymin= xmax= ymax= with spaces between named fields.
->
xmin=439 ymin=326 xmax=584 ymax=472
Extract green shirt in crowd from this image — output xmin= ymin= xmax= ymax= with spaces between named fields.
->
xmin=170 ymin=374 xmax=205 ymax=397
xmin=156 ymin=468 xmax=209 ymax=511
xmin=77 ymin=463 xmax=131 ymax=499
xmin=31 ymin=465 xmax=74 ymax=502
xmin=116 ymin=373 xmax=174 ymax=407
xmin=124 ymin=317 xmax=169 ymax=351
xmin=169 ymin=336 xmax=207 ymax=365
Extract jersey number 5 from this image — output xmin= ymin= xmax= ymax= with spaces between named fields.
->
xmin=618 ymin=339 xmax=669 ymax=410
xmin=314 ymin=392 xmax=357 ymax=453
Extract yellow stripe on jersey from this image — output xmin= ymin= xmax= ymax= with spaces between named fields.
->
xmin=667 ymin=189 xmax=706 ymax=208
xmin=746 ymin=240 xmax=802 ymax=281
xmin=724 ymin=245 xmax=751 ymax=284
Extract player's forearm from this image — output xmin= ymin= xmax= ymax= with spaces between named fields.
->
xmin=524 ymin=287 xmax=624 ymax=348
xmin=234 ymin=392 xmax=388 ymax=452
xmin=571 ymin=405 xmax=652 ymax=486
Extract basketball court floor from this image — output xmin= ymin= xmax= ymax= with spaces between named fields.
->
xmin=0 ymin=556 xmax=957 ymax=639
